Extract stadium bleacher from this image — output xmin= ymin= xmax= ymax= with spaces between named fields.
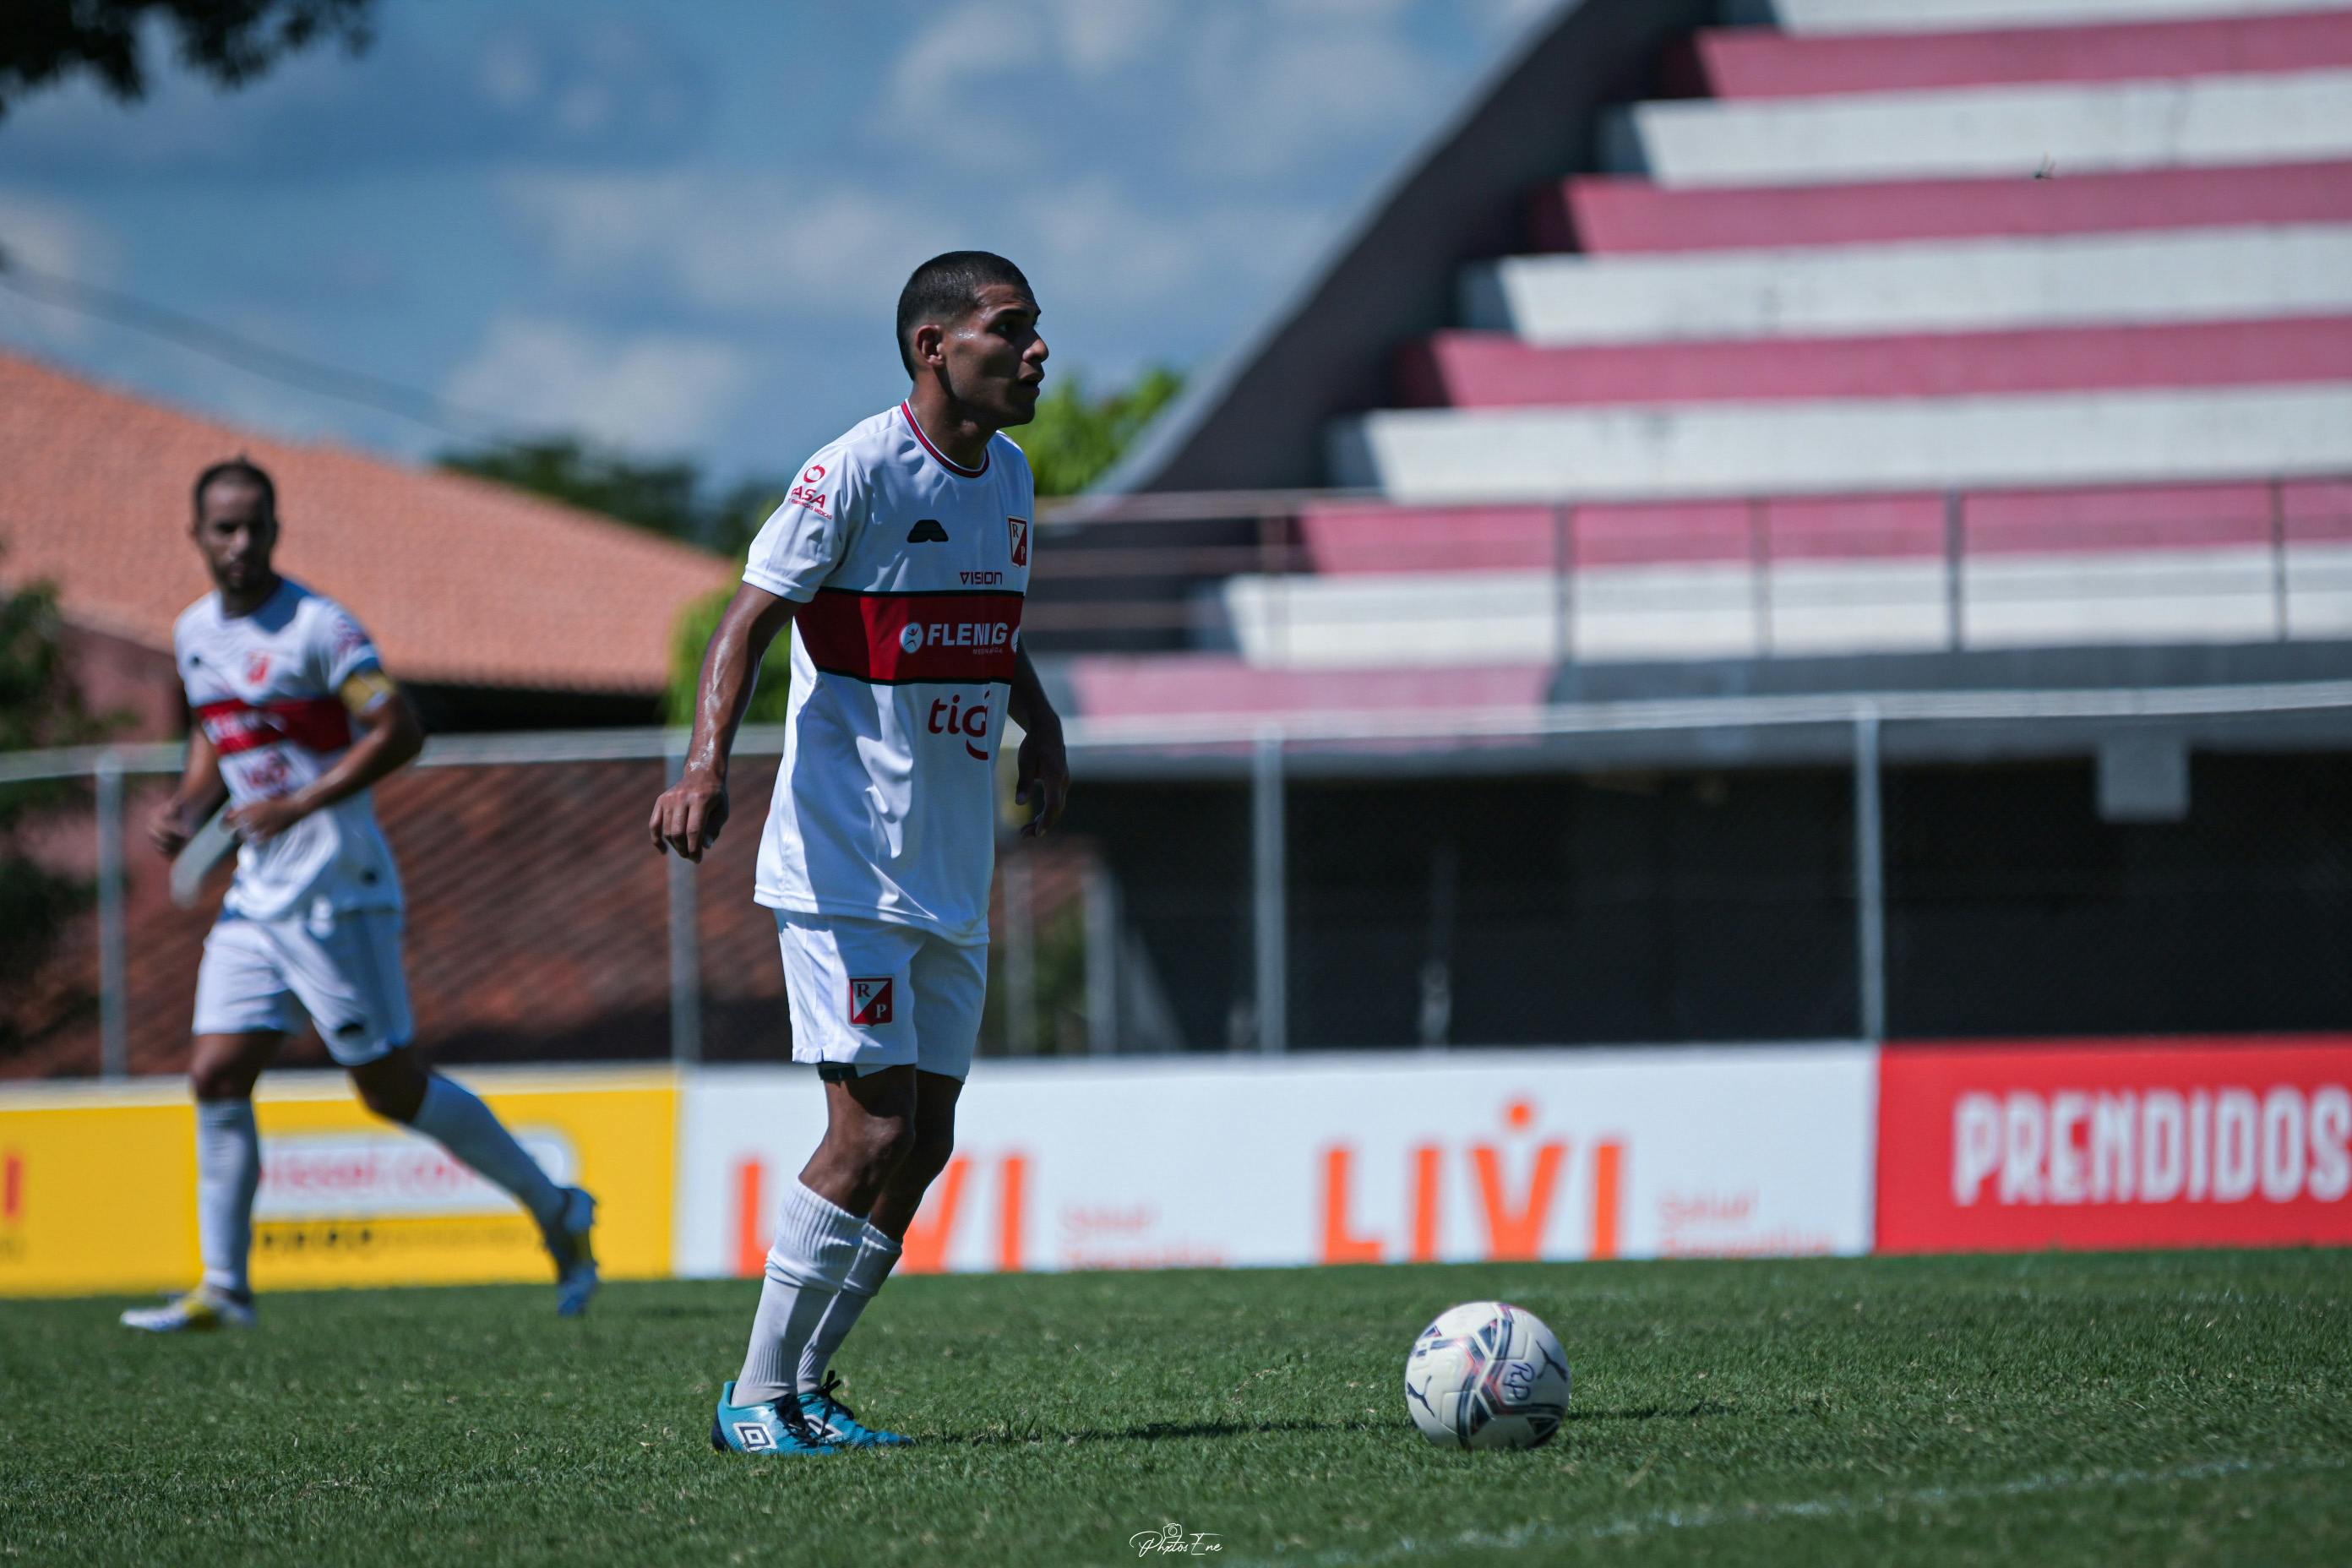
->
xmin=1074 ymin=0 xmax=2352 ymax=705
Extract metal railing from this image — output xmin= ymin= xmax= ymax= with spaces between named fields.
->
xmin=10 ymin=678 xmax=2352 ymax=1077
xmin=1028 ymin=478 xmax=2352 ymax=661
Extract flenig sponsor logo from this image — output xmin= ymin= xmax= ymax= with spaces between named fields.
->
xmin=796 ymin=590 xmax=1022 ymax=684
xmin=256 ymin=1130 xmax=576 ymax=1219
xmin=1878 ymin=1039 xmax=2352 ymax=1252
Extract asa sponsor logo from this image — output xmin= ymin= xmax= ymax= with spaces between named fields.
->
xmin=849 ymin=977 xmax=895 ymax=1027
xmin=1008 ymin=515 xmax=1029 ymax=568
xmin=1952 ymin=1085 xmax=2352 ymax=1208
xmin=928 ymin=694 xmax=992 ymax=760
xmin=788 ymin=465 xmax=830 ymax=515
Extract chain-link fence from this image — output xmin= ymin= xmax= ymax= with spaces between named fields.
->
xmin=7 ymin=683 xmax=2352 ymax=1078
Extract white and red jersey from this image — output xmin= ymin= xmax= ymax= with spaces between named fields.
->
xmin=174 ymin=578 xmax=402 ymax=922
xmin=743 ymin=403 xmax=1034 ymax=944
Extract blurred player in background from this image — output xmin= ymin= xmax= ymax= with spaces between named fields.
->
xmin=121 ymin=459 xmax=598 ymax=1332
xmin=651 ymin=252 xmax=1069 ymax=1455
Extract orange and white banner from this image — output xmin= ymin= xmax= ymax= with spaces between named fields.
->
xmin=672 ymin=1047 xmax=1878 ymax=1277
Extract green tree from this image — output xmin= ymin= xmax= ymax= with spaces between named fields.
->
xmin=2 ymin=0 xmax=375 ymax=120
xmin=1007 ymin=366 xmax=1183 ymax=498
xmin=662 ymin=586 xmax=793 ymax=729
xmin=442 ymin=439 xmax=707 ymax=544
xmin=0 ymin=575 xmax=119 ymax=1005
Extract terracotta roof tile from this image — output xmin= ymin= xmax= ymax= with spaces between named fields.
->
xmin=0 ymin=350 xmax=734 ymax=694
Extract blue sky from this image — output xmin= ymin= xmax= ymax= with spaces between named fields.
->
xmin=0 ymin=0 xmax=1547 ymax=485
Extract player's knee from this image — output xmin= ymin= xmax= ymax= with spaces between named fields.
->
xmin=351 ymin=1059 xmax=426 ymax=1124
xmin=904 ymin=1124 xmax=956 ymax=1186
xmin=189 ymin=1059 xmax=253 ymax=1102
xmin=842 ymin=1111 xmax=918 ymax=1184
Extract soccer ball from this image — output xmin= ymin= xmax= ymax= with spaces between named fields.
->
xmin=1403 ymin=1300 xmax=1571 ymax=1450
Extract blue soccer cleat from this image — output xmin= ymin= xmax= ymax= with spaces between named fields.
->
xmin=710 ymin=1381 xmax=841 ymax=1456
xmin=798 ymin=1373 xmax=911 ymax=1447
xmin=538 ymin=1186 xmax=598 ymax=1319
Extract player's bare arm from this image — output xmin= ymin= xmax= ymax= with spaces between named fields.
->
xmin=150 ymin=726 xmax=228 ymax=857
xmin=228 ymin=678 xmax=424 ymax=844
xmin=1008 ymin=644 xmax=1068 ymax=839
xmin=649 ymin=580 xmax=798 ymax=862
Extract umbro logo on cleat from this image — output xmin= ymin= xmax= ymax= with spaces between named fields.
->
xmin=734 ymin=1422 xmax=777 ymax=1451
xmin=906 ymin=519 xmax=949 ymax=543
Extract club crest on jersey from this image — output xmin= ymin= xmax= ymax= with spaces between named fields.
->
xmin=245 ymin=651 xmax=271 ymax=685
xmin=848 ymin=977 xmax=895 ymax=1027
xmin=1008 ymin=515 xmax=1029 ymax=568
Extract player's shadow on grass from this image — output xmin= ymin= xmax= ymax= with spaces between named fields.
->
xmin=953 ymin=1417 xmax=1384 ymax=1447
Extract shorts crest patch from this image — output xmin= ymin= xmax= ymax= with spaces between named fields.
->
xmin=848 ymin=977 xmax=895 ymax=1027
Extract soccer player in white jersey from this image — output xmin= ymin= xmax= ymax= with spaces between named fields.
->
xmin=651 ymin=252 xmax=1069 ymax=1454
xmin=121 ymin=458 xmax=599 ymax=1332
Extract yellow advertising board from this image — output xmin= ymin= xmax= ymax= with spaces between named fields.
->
xmin=0 ymin=1067 xmax=677 ymax=1298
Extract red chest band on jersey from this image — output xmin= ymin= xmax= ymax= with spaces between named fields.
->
xmin=196 ymin=695 xmax=352 ymax=754
xmin=797 ymin=590 xmax=1024 ymax=683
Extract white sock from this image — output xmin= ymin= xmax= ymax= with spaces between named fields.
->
xmin=735 ymin=1180 xmax=867 ymax=1407
xmin=195 ymin=1099 xmax=259 ymax=1300
xmin=798 ymin=1222 xmax=903 ymax=1393
xmin=410 ymin=1075 xmax=563 ymax=1228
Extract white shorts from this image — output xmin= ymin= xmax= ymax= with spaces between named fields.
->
xmin=193 ymin=907 xmax=413 ymax=1066
xmin=776 ymin=912 xmax=987 ymax=1081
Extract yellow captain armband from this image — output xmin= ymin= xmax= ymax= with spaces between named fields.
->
xmin=339 ymin=668 xmax=399 ymax=716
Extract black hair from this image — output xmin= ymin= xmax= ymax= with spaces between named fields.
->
xmin=896 ymin=251 xmax=1033 ymax=378
xmin=193 ymin=456 xmax=276 ymax=522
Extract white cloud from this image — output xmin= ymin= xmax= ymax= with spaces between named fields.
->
xmin=444 ymin=317 xmax=753 ymax=452
xmin=1177 ymin=12 xmax=1426 ymax=179
xmin=505 ymin=165 xmax=1330 ymax=332
xmin=1048 ymin=0 xmax=1179 ymax=76
xmin=0 ymin=190 xmax=123 ymax=347
xmin=880 ymin=3 xmax=1046 ymax=163
xmin=1019 ymin=178 xmax=1330 ymax=308
xmin=506 ymin=172 xmax=950 ymax=315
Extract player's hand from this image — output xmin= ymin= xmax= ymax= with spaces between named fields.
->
xmin=147 ymin=798 xmax=199 ymax=857
xmin=226 ymin=796 xmax=308 ymax=844
xmin=1015 ymin=719 xmax=1070 ymax=840
xmin=651 ymin=768 xmax=729 ymax=862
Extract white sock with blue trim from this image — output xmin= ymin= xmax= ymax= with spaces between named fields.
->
xmin=798 ymin=1222 xmax=903 ymax=1393
xmin=410 ymin=1075 xmax=563 ymax=1228
xmin=736 ymin=1179 xmax=867 ymax=1408
xmin=196 ymin=1098 xmax=259 ymax=1300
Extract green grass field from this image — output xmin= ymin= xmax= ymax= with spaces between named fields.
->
xmin=3 ymin=1252 xmax=2348 ymax=1566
